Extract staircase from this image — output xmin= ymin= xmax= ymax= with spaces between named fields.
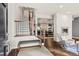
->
xmin=15 ymin=20 xmax=30 ymax=36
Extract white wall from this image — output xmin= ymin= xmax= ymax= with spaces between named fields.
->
xmin=54 ymin=13 xmax=72 ymax=41
xmin=8 ymin=4 xmax=73 ymax=51
xmin=8 ymin=3 xmax=52 ymax=50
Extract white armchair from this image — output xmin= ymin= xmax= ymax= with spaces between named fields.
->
xmin=63 ymin=39 xmax=79 ymax=55
xmin=57 ymin=33 xmax=79 ymax=55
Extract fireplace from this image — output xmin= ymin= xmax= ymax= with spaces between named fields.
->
xmin=62 ymin=27 xmax=68 ymax=35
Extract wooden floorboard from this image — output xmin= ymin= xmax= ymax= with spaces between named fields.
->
xmin=43 ymin=37 xmax=78 ymax=56
xmin=8 ymin=37 xmax=78 ymax=56
xmin=48 ymin=48 xmax=78 ymax=56
xmin=8 ymin=47 xmax=78 ymax=56
xmin=8 ymin=48 xmax=19 ymax=56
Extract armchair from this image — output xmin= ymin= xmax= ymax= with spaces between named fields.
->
xmin=65 ymin=40 xmax=79 ymax=55
xmin=57 ymin=34 xmax=79 ymax=55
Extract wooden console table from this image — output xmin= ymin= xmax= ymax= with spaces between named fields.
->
xmin=72 ymin=36 xmax=79 ymax=43
xmin=37 ymin=36 xmax=54 ymax=42
xmin=37 ymin=36 xmax=54 ymax=48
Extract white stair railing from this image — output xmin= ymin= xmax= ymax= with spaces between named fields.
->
xmin=15 ymin=20 xmax=30 ymax=36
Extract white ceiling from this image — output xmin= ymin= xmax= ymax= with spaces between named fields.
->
xmin=18 ymin=3 xmax=79 ymax=17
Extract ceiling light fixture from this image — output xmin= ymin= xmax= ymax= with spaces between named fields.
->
xmin=59 ymin=5 xmax=64 ymax=8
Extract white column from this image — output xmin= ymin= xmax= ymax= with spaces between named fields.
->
xmin=54 ymin=13 xmax=72 ymax=41
xmin=35 ymin=10 xmax=38 ymax=36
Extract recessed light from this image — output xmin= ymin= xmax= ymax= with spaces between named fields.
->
xmin=59 ymin=5 xmax=64 ymax=8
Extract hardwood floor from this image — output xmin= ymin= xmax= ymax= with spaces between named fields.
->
xmin=8 ymin=36 xmax=78 ymax=56
xmin=48 ymin=48 xmax=77 ymax=56
xmin=44 ymin=38 xmax=78 ymax=56
xmin=8 ymin=48 xmax=19 ymax=56
xmin=8 ymin=46 xmax=77 ymax=56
